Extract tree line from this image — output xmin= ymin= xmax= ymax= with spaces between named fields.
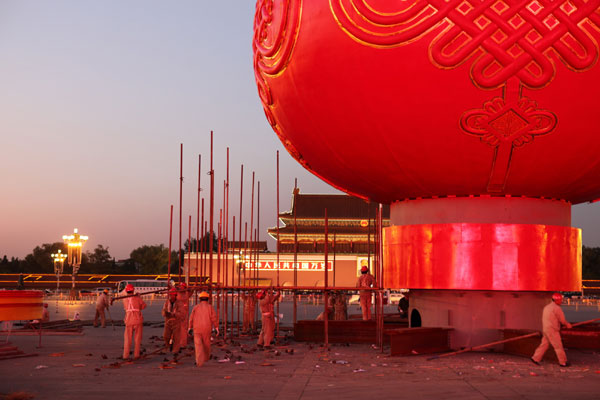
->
xmin=0 ymin=235 xmax=218 ymax=275
xmin=2 ymin=242 xmax=600 ymax=279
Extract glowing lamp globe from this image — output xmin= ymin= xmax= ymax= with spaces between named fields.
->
xmin=253 ymin=0 xmax=600 ymax=204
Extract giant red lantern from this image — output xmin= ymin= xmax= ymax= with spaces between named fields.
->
xmin=253 ymin=0 xmax=600 ymax=203
xmin=253 ymin=0 xmax=595 ymax=344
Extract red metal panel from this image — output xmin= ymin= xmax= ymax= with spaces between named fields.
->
xmin=0 ymin=290 xmax=43 ymax=321
xmin=383 ymin=223 xmax=581 ymax=291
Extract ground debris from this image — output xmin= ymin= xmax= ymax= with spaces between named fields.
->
xmin=4 ymin=391 xmax=35 ymax=400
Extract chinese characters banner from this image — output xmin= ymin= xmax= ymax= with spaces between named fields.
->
xmin=244 ymin=261 xmax=333 ymax=271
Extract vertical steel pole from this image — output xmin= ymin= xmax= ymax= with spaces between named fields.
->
xmin=293 ymin=179 xmax=298 ymax=325
xmin=225 ymin=148 xmax=230 ymax=339
xmin=378 ymin=204 xmax=384 ymax=351
xmin=179 ymin=143 xmax=183 ymax=282
xmin=217 ymin=212 xmax=222 ymax=334
xmin=333 ymin=233 xmax=336 ymax=287
xmin=276 ymin=151 xmax=280 ymax=342
xmin=196 ymin=154 xmax=201 ymax=304
xmin=201 ymin=199 xmax=205 ymax=280
xmin=231 ymin=216 xmax=236 ymax=341
xmin=204 ymin=221 xmax=208 ymax=279
xmin=187 ymin=215 xmax=191 ymax=285
xmin=256 ymin=180 xmax=261 ymax=329
xmin=168 ymin=205 xmax=173 ymax=285
xmin=324 ymin=208 xmax=329 ymax=348
xmin=367 ymin=204 xmax=371 ymax=277
xmin=237 ymin=165 xmax=243 ymax=337
xmin=209 ymin=132 xmax=214 ymax=297
xmin=250 ymin=172 xmax=255 ymax=287
xmin=244 ymin=223 xmax=248 ymax=289
xmin=223 ymin=180 xmax=228 ymax=338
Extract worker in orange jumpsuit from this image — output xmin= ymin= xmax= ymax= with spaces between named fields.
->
xmin=176 ymin=282 xmax=190 ymax=349
xmin=41 ymin=303 xmax=50 ymax=323
xmin=531 ymin=292 xmax=572 ymax=367
xmin=162 ymin=288 xmax=184 ymax=354
xmin=356 ymin=266 xmax=377 ymax=320
xmin=243 ymin=290 xmax=257 ymax=333
xmin=334 ymin=291 xmax=348 ymax=321
xmin=188 ymin=291 xmax=218 ymax=367
xmin=257 ymin=288 xmax=280 ymax=349
xmin=316 ymin=292 xmax=335 ymax=321
xmin=122 ymin=284 xmax=147 ymax=360
xmin=94 ymin=289 xmax=110 ymax=328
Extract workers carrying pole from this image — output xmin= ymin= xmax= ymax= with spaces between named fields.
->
xmin=122 ymin=284 xmax=147 ymax=361
xmin=334 ymin=290 xmax=348 ymax=321
xmin=94 ymin=289 xmax=110 ymax=328
xmin=531 ymin=292 xmax=573 ymax=367
xmin=243 ymin=290 xmax=257 ymax=333
xmin=176 ymin=281 xmax=191 ymax=349
xmin=162 ymin=288 xmax=185 ymax=356
xmin=257 ymin=287 xmax=280 ymax=349
xmin=188 ymin=291 xmax=218 ymax=367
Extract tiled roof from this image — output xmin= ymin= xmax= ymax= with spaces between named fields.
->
xmin=268 ymin=225 xmax=379 ymax=236
xmin=280 ymin=192 xmax=390 ymax=220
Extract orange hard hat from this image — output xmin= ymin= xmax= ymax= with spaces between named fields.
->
xmin=256 ymin=290 xmax=266 ymax=299
xmin=179 ymin=282 xmax=187 ymax=289
xmin=361 ymin=266 xmax=368 ymax=273
xmin=552 ymin=292 xmax=563 ymax=302
xmin=199 ymin=291 xmax=209 ymax=299
xmin=125 ymin=284 xmax=134 ymax=292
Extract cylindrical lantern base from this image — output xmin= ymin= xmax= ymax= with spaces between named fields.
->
xmin=384 ymin=197 xmax=581 ymax=349
xmin=408 ymin=290 xmax=551 ymax=349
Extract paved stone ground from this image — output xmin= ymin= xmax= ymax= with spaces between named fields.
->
xmin=1 ymin=325 xmax=600 ymax=400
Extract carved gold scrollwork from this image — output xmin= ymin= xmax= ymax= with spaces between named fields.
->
xmin=253 ymin=0 xmax=309 ymax=168
xmin=329 ymin=0 xmax=600 ymax=192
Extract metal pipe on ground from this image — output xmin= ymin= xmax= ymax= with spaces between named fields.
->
xmin=427 ymin=317 xmax=600 ymax=360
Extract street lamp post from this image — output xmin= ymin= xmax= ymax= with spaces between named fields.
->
xmin=51 ymin=249 xmax=67 ymax=313
xmin=62 ymin=228 xmax=88 ymax=299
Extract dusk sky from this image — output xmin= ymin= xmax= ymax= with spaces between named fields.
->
xmin=1 ymin=1 xmax=599 ymax=260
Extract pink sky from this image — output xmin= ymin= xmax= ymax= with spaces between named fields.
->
xmin=1 ymin=2 xmax=599 ymax=260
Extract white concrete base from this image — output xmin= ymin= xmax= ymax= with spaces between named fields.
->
xmin=409 ymin=290 xmax=551 ymax=350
